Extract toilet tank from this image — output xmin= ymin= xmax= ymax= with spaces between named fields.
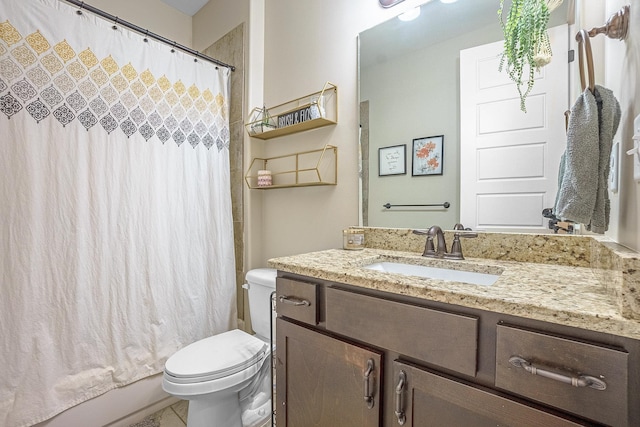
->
xmin=245 ymin=268 xmax=277 ymax=341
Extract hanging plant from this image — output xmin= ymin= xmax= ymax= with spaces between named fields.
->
xmin=498 ymin=0 xmax=554 ymax=112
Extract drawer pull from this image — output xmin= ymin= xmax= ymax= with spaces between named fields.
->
xmin=394 ymin=370 xmax=406 ymax=425
xmin=363 ymin=358 xmax=375 ymax=409
xmin=509 ymin=356 xmax=607 ymax=390
xmin=278 ymin=295 xmax=311 ymax=307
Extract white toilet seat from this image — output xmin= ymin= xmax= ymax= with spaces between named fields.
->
xmin=163 ymin=329 xmax=268 ymax=396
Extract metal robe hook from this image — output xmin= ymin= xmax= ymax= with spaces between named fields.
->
xmin=112 ymin=17 xmax=119 ymax=30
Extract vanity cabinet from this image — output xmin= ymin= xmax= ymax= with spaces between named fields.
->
xmin=275 ymin=274 xmax=639 ymax=426
xmin=392 ymin=361 xmax=586 ymax=427
xmin=276 ymin=318 xmax=382 ymax=426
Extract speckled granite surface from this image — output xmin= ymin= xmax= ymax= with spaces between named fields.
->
xmin=268 ymin=228 xmax=640 ymax=340
xmin=363 ymin=227 xmax=593 ymax=267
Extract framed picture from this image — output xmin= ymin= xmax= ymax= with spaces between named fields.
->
xmin=412 ymin=135 xmax=443 ymax=176
xmin=378 ymin=144 xmax=406 ymax=176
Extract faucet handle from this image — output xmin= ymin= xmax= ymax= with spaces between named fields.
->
xmin=453 ymin=223 xmax=473 ymax=231
xmin=412 ymin=229 xmax=437 ymax=257
xmin=423 ymin=236 xmax=436 ymax=257
xmin=444 ymin=231 xmax=477 ymax=260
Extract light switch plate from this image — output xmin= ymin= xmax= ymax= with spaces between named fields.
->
xmin=632 ymin=115 xmax=640 ymax=182
xmin=610 ymin=142 xmax=619 ymax=192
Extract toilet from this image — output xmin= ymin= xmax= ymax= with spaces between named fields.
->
xmin=163 ymin=268 xmax=277 ymax=427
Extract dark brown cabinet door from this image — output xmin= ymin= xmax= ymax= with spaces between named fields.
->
xmin=392 ymin=361 xmax=591 ymax=427
xmin=276 ymin=318 xmax=382 ymax=427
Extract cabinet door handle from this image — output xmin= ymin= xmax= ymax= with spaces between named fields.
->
xmin=278 ymin=295 xmax=311 ymax=306
xmin=508 ymin=356 xmax=607 ymax=390
xmin=394 ymin=370 xmax=406 ymax=425
xmin=363 ymin=358 xmax=375 ymax=409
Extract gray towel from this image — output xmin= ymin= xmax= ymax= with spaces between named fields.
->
xmin=554 ymin=85 xmax=620 ymax=233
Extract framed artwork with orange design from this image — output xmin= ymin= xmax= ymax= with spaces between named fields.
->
xmin=412 ymin=135 xmax=443 ymax=176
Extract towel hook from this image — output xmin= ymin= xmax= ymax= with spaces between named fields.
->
xmin=576 ymin=29 xmax=595 ymax=93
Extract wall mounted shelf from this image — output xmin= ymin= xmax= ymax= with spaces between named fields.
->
xmin=245 ymin=82 xmax=338 ymax=139
xmin=245 ymin=145 xmax=338 ymax=189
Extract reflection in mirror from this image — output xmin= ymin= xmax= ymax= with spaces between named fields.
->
xmin=359 ymin=0 xmax=571 ymax=232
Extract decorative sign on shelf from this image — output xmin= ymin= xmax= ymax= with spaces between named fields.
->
xmin=277 ymin=103 xmax=321 ymax=128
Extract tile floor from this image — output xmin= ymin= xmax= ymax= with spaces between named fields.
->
xmin=129 ymin=400 xmax=273 ymax=427
xmin=129 ymin=400 xmax=188 ymax=427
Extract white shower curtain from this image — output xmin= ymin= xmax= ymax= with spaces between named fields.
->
xmin=0 ymin=1 xmax=236 ymax=426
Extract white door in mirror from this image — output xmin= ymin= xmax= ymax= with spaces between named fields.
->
xmin=459 ymin=25 xmax=569 ymax=232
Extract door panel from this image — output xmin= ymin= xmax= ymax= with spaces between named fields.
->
xmin=460 ymin=24 xmax=569 ymax=232
xmin=276 ymin=318 xmax=382 ymax=427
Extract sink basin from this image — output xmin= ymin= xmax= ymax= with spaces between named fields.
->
xmin=363 ymin=262 xmax=501 ymax=286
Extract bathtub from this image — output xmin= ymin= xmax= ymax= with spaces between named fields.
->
xmin=33 ymin=373 xmax=178 ymax=427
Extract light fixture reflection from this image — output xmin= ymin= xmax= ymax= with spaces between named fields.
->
xmin=398 ymin=6 xmax=421 ymax=21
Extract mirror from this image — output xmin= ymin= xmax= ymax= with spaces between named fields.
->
xmin=359 ymin=0 xmax=571 ymax=230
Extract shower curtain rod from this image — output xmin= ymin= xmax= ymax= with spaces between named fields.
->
xmin=61 ymin=0 xmax=235 ymax=71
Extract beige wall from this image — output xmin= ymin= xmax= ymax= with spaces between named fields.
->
xmin=192 ymin=0 xmax=640 ymax=268
xmin=254 ymin=0 xmax=639 ymax=260
xmin=195 ymin=0 xmax=404 ymax=268
xmin=605 ymin=0 xmax=640 ymax=251
xmin=579 ymin=0 xmax=640 ymax=250
xmin=192 ymin=0 xmax=249 ymax=51
xmin=255 ymin=0 xmax=415 ymax=265
xmin=89 ymin=0 xmax=192 ymax=47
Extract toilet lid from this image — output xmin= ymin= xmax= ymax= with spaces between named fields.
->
xmin=164 ymin=329 xmax=268 ymax=384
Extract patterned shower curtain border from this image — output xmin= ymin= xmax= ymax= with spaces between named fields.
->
xmin=0 ymin=21 xmax=230 ymax=150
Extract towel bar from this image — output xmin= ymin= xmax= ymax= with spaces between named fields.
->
xmin=383 ymin=202 xmax=450 ymax=209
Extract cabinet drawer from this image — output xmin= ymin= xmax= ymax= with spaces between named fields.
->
xmin=276 ymin=278 xmax=318 ymax=325
xmin=496 ymin=324 xmax=628 ymax=427
xmin=393 ymin=361 xmax=586 ymax=427
xmin=325 ymin=287 xmax=478 ymax=377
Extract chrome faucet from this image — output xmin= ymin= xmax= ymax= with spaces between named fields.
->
xmin=413 ymin=224 xmax=478 ymax=260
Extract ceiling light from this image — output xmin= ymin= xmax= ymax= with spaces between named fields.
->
xmin=398 ymin=6 xmax=421 ymax=21
xmin=440 ymin=0 xmax=458 ymax=3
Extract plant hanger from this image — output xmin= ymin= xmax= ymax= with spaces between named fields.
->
xmin=498 ymin=0 xmax=554 ymax=112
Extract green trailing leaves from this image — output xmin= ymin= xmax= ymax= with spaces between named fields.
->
xmin=498 ymin=0 xmax=551 ymax=112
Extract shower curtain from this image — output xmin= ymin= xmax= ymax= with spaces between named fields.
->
xmin=0 ymin=1 xmax=236 ymax=425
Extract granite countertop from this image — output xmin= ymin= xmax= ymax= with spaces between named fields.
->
xmin=269 ymin=247 xmax=640 ymax=341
